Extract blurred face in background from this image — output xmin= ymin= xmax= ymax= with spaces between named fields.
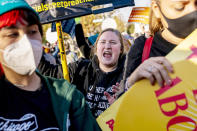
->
xmin=123 ymin=37 xmax=131 ymax=53
xmin=96 ymin=31 xmax=122 ymax=69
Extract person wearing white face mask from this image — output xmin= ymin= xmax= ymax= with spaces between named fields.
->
xmin=0 ymin=0 xmax=100 ymax=131
xmin=0 ymin=34 xmax=43 ymax=76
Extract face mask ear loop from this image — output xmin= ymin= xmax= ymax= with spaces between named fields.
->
xmin=155 ymin=2 xmax=173 ymax=33
xmin=156 ymin=2 xmax=166 ymax=19
xmin=0 ymin=49 xmax=6 ymax=67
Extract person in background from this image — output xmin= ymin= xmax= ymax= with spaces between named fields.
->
xmin=133 ymin=32 xmax=140 ymax=39
xmin=0 ymin=0 xmax=100 ymax=130
xmin=42 ymin=42 xmax=57 ymax=65
xmin=64 ymin=40 xmax=78 ymax=64
xmin=122 ymin=34 xmax=132 ymax=53
xmin=75 ymin=23 xmax=93 ymax=59
xmin=88 ymin=34 xmax=99 ymax=46
xmin=43 ymin=51 xmax=57 ymax=65
xmin=144 ymin=25 xmax=151 ymax=38
xmin=43 ymin=42 xmax=51 ymax=53
xmin=38 ymin=28 xmax=126 ymax=118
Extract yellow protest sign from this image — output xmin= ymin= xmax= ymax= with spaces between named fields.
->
xmin=97 ymin=29 xmax=197 ymax=131
xmin=128 ymin=7 xmax=150 ymax=24
xmin=115 ymin=29 xmax=197 ymax=130
xmin=115 ymin=60 xmax=197 ymax=131
xmin=96 ymin=96 xmax=124 ymax=131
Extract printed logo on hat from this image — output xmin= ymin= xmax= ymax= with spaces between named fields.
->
xmin=0 ymin=0 xmax=39 ymax=19
xmin=1 ymin=0 xmax=20 ymax=6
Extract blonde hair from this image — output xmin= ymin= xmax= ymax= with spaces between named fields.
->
xmin=94 ymin=28 xmax=124 ymax=55
xmin=149 ymin=0 xmax=163 ymax=36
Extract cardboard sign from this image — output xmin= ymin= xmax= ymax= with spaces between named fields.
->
xmin=128 ymin=7 xmax=150 ymax=24
xmin=97 ymin=29 xmax=197 ymax=131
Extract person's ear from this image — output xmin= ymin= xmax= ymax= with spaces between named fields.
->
xmin=152 ymin=0 xmax=161 ymax=18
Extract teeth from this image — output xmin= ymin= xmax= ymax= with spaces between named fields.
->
xmin=104 ymin=51 xmax=111 ymax=54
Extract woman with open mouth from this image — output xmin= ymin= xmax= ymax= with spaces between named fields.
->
xmin=38 ymin=28 xmax=126 ymax=118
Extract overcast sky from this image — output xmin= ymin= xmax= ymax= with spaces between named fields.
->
xmin=134 ymin=0 xmax=151 ymax=7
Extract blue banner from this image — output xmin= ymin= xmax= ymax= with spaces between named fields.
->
xmin=51 ymin=19 xmax=76 ymax=38
xmin=26 ymin=0 xmax=135 ymax=24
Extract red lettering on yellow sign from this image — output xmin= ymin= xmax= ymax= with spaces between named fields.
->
xmin=155 ymin=77 xmax=189 ymax=116
xmin=167 ymin=116 xmax=197 ymax=131
xmin=106 ymin=119 xmax=114 ymax=131
xmin=187 ymin=45 xmax=197 ymax=59
xmin=192 ymin=90 xmax=197 ymax=103
xmin=155 ymin=77 xmax=182 ymax=97
xmin=158 ymin=93 xmax=188 ymax=116
xmin=154 ymin=77 xmax=197 ymax=130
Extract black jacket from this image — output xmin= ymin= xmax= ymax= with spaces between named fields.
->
xmin=124 ymin=32 xmax=177 ymax=81
xmin=69 ymin=55 xmax=125 ymax=93
xmin=38 ymin=55 xmax=126 ymax=117
xmin=38 ymin=55 xmax=63 ymax=79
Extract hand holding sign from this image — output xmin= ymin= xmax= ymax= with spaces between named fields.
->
xmin=127 ymin=57 xmax=174 ymax=88
xmin=114 ymin=29 xmax=197 ymax=130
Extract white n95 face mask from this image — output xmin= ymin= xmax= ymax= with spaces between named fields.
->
xmin=0 ymin=35 xmax=43 ymax=75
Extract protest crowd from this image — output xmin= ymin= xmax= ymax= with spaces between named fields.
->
xmin=0 ymin=0 xmax=197 ymax=130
